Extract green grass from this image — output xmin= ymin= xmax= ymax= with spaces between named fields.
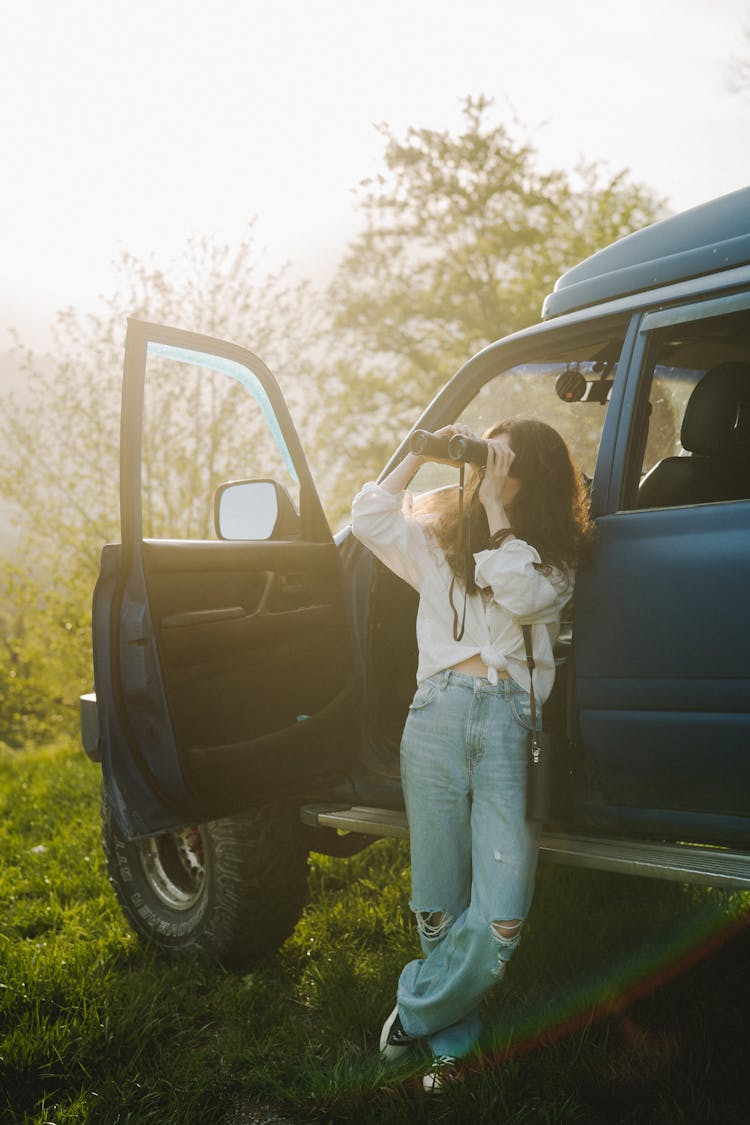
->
xmin=1 ymin=740 xmax=749 ymax=1123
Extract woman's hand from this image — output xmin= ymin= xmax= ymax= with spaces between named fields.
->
xmin=380 ymin=424 xmax=477 ymax=494
xmin=426 ymin=422 xmax=477 ymax=465
xmin=478 ymin=435 xmax=519 ymax=532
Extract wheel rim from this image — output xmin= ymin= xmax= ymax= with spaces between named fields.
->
xmin=137 ymin=826 xmax=206 ymax=910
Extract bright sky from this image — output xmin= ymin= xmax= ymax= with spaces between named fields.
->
xmin=1 ymin=0 xmax=748 ymax=350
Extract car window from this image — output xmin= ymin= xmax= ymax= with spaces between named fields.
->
xmin=410 ymin=334 xmax=623 ymax=495
xmin=627 ymin=305 xmax=750 ymax=510
xmin=640 ymin=366 xmax=704 ymax=477
xmin=141 ymin=343 xmax=300 ymax=539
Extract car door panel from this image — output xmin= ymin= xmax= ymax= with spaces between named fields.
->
xmin=575 ymin=501 xmax=750 ymax=821
xmin=93 ymin=543 xmax=194 ymax=840
xmin=144 ymin=541 xmax=341 ymax=667
xmin=143 ymin=539 xmax=353 ymax=763
xmin=574 ymin=297 xmax=750 ymax=834
xmin=98 ymin=320 xmax=358 ymax=838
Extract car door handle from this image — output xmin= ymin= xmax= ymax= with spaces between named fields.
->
xmin=279 ymin=572 xmax=304 ymax=595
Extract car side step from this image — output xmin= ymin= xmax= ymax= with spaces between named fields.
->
xmin=300 ymin=804 xmax=750 ymax=889
xmin=301 ymin=804 xmax=410 ymax=840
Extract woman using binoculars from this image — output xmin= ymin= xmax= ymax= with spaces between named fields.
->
xmin=351 ymin=418 xmax=592 ymax=1092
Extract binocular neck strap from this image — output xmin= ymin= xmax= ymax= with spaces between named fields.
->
xmin=450 ymin=464 xmax=484 ymax=643
xmin=522 ymin=624 xmax=540 ymax=735
xmin=450 ymin=465 xmax=467 ymax=641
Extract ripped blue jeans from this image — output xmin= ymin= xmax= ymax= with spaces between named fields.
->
xmin=396 ymin=669 xmax=542 ymax=1059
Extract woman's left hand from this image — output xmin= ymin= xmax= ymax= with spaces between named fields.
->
xmin=478 ymin=436 xmax=518 ymax=527
xmin=479 ymin=439 xmax=514 ymax=495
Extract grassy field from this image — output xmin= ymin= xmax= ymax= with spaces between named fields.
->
xmin=1 ymin=740 xmax=749 ymax=1124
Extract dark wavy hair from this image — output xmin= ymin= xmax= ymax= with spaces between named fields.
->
xmin=415 ymin=418 xmax=594 ymax=593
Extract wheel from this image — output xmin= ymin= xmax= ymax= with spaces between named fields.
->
xmin=101 ymin=795 xmax=309 ymax=968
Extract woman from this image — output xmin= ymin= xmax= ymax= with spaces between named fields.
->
xmin=351 ymin=418 xmax=592 ymax=1092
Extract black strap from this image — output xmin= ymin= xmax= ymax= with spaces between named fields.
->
xmin=522 ymin=624 xmax=540 ymax=743
xmin=449 ymin=465 xmax=490 ymax=643
xmin=449 ymin=465 xmax=467 ymax=641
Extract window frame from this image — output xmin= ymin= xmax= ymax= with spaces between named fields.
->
xmin=383 ymin=310 xmax=639 ymax=519
xmin=612 ymin=291 xmax=750 ymax=514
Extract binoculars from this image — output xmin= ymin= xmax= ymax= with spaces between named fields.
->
xmin=409 ymin=429 xmax=488 ymax=468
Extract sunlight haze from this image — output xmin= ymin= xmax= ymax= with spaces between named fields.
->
xmin=1 ymin=0 xmax=748 ymax=349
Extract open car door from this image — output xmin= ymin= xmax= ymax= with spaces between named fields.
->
xmin=93 ymin=320 xmax=357 ymax=839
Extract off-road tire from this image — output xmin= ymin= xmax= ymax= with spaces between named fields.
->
xmin=101 ymin=795 xmax=309 ymax=968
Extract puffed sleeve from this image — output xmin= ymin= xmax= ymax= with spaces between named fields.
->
xmin=351 ymin=482 xmax=427 ymax=590
xmin=474 ymin=539 xmax=573 ymax=622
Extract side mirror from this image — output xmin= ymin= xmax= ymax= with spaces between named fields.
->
xmin=213 ymin=479 xmax=300 ymax=541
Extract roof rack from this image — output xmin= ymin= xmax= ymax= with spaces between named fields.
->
xmin=543 ymin=186 xmax=750 ymax=319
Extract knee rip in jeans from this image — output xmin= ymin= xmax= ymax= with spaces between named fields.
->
xmin=490 ymin=918 xmax=522 ymax=979
xmin=415 ymin=910 xmax=454 ymax=942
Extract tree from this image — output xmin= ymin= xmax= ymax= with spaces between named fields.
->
xmin=0 ymin=228 xmax=321 ymax=745
xmin=0 ymin=99 xmax=670 ymax=744
xmin=324 ymin=96 xmax=667 ymax=506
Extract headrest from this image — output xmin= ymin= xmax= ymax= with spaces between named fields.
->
xmin=681 ymin=362 xmax=750 ymax=456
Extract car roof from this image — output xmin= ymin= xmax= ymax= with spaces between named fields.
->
xmin=543 ymin=186 xmax=750 ymax=320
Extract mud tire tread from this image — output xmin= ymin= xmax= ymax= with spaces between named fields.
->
xmin=101 ymin=794 xmax=309 ymax=969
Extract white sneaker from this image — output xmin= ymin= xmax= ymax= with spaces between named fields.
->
xmin=422 ymin=1055 xmax=460 ymax=1093
xmin=379 ymin=1003 xmax=419 ymax=1062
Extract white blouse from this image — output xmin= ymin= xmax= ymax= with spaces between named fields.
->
xmin=351 ymin=481 xmax=574 ymax=704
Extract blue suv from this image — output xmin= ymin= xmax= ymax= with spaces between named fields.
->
xmin=81 ymin=187 xmax=750 ymax=967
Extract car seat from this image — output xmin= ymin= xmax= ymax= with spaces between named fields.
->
xmin=638 ymin=361 xmax=750 ymax=508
